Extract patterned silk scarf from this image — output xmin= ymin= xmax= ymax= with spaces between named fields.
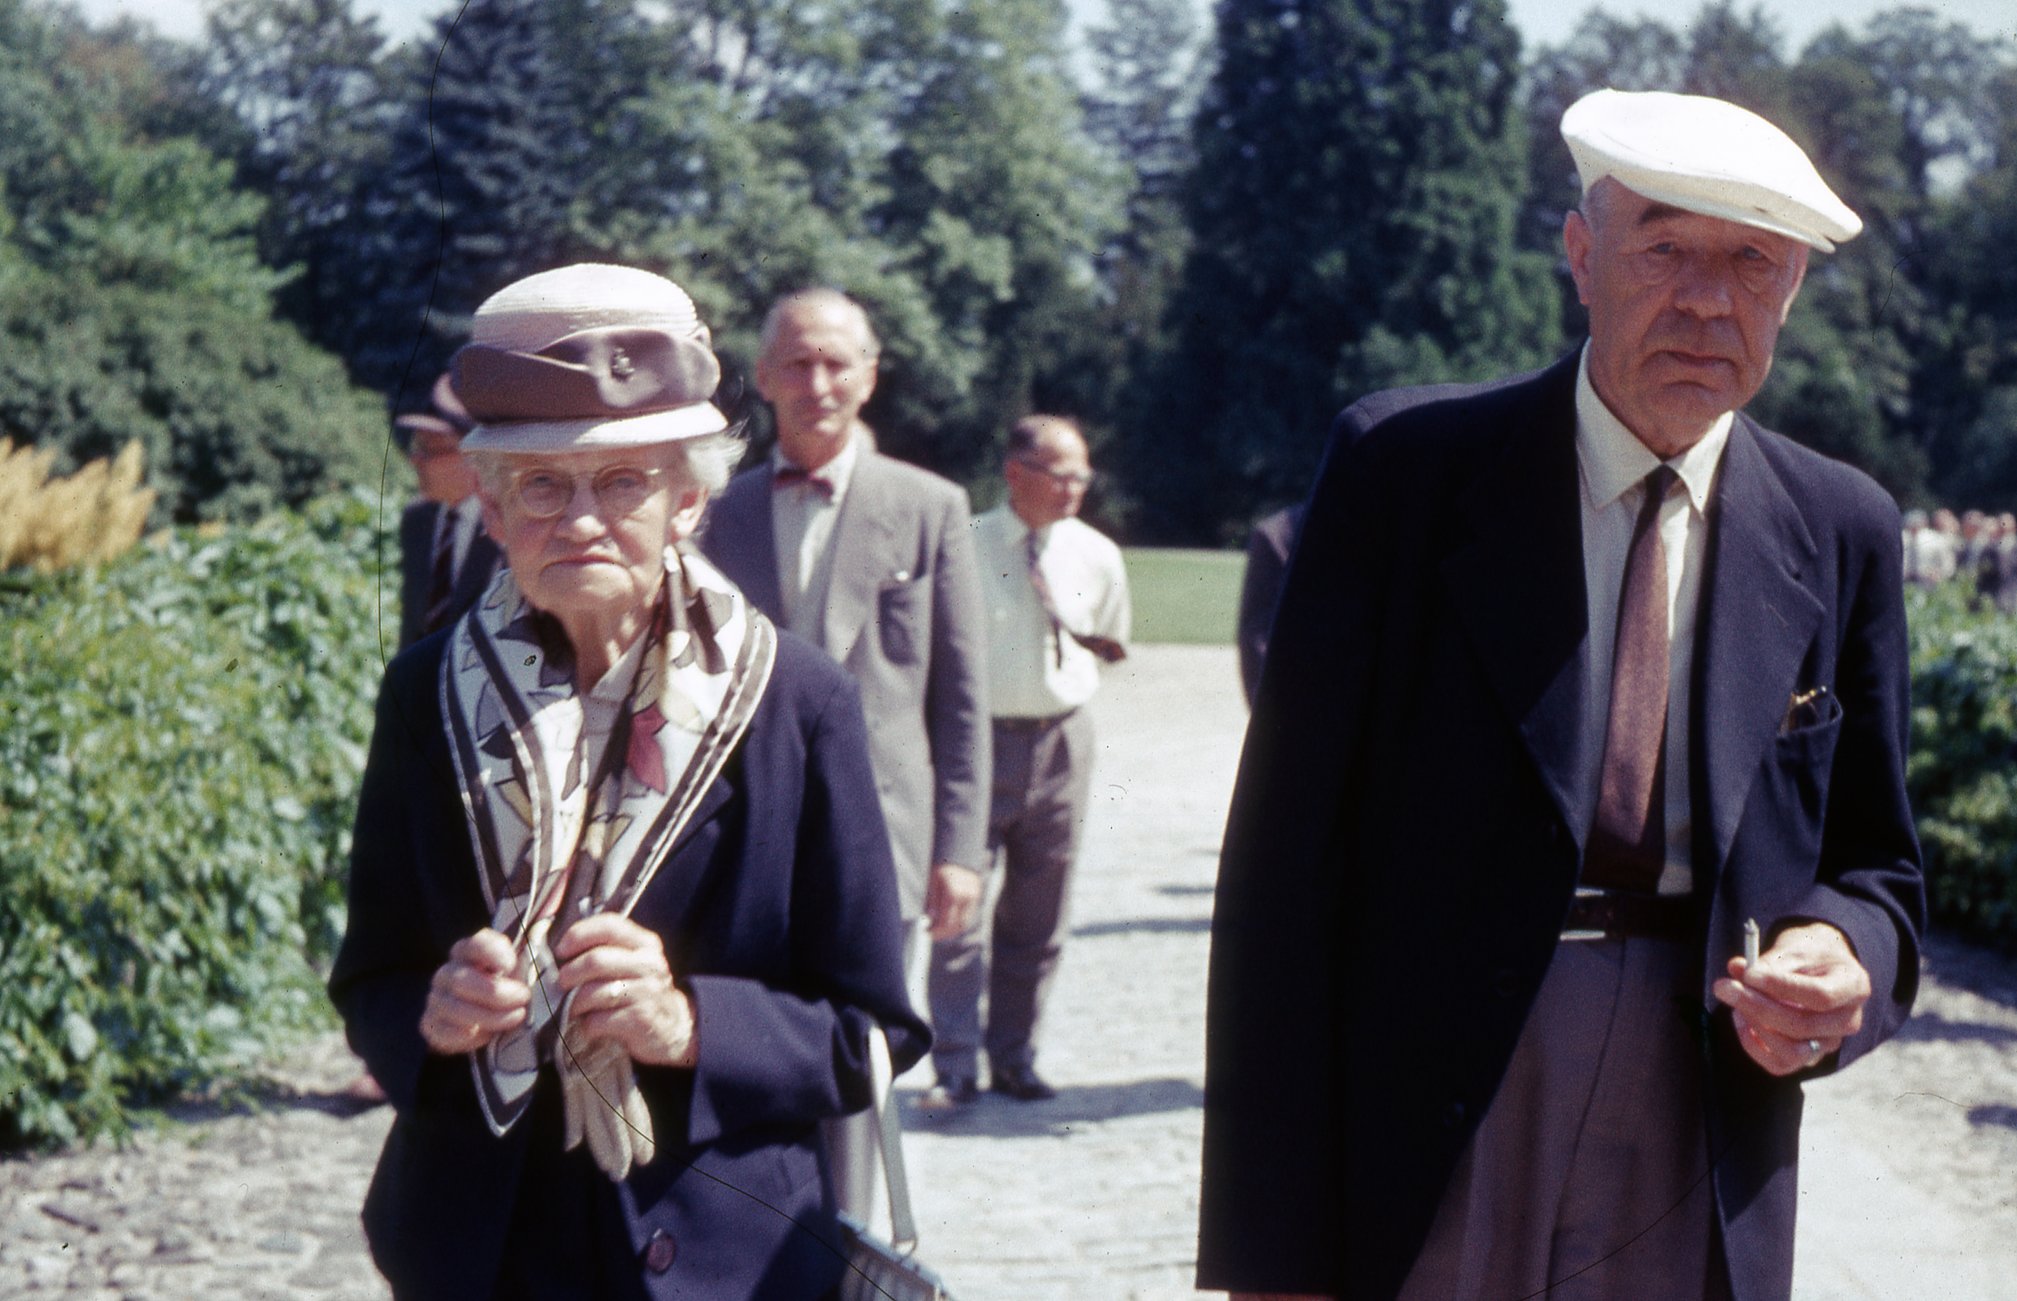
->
xmin=440 ymin=545 xmax=775 ymax=1175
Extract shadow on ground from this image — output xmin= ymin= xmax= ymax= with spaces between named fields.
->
xmin=1893 ymin=1009 xmax=2017 ymax=1050
xmin=899 ymin=1076 xmax=1202 ymax=1138
xmin=1072 ymin=917 xmax=1212 ymax=938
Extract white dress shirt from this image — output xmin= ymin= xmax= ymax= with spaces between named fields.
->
xmin=971 ymin=505 xmax=1130 ymax=718
xmin=769 ymin=427 xmax=864 ymax=638
xmin=1574 ymin=346 xmax=1732 ymax=896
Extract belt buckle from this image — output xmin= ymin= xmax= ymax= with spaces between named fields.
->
xmin=1560 ymin=887 xmax=1611 ymax=942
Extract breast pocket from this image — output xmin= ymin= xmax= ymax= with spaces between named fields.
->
xmin=877 ymin=573 xmax=923 ymax=664
xmin=1762 ymin=706 xmax=1844 ymax=864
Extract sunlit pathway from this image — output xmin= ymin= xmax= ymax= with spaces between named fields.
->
xmin=3 ymin=645 xmax=2015 ymax=1298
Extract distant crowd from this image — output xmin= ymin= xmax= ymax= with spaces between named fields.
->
xmin=1903 ymin=507 xmax=2017 ymax=611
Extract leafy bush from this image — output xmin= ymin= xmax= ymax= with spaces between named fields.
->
xmin=0 ymin=489 xmax=398 ymax=1149
xmin=1906 ymin=583 xmax=2017 ymax=949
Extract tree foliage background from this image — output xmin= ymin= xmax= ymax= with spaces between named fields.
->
xmin=1 ymin=0 xmax=2014 ymax=539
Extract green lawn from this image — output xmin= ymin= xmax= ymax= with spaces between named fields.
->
xmin=1123 ymin=547 xmax=1245 ymax=645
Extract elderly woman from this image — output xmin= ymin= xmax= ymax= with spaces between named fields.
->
xmin=330 ymin=264 xmax=927 ymax=1300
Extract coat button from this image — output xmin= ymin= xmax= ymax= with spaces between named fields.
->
xmin=1489 ymin=967 xmax=1520 ymax=999
xmin=642 ymin=1229 xmax=678 ymax=1274
xmin=1440 ymin=1101 xmax=1467 ymax=1130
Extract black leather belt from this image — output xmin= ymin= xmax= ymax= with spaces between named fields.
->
xmin=1560 ymin=889 xmax=1698 ymax=942
xmin=993 ymin=710 xmax=1077 ymax=733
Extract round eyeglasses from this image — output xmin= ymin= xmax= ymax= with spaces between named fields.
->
xmin=1013 ymin=457 xmax=1095 ymax=489
xmin=507 ymin=465 xmax=668 ymax=520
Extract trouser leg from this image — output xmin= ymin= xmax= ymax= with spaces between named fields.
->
xmin=1399 ymin=936 xmax=1723 ymax=1300
xmin=984 ymin=711 xmax=1093 ymax=1073
xmin=928 ymin=737 xmax=1025 ymax=1081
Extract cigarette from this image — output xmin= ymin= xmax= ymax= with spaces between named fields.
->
xmin=1743 ymin=918 xmax=1760 ymax=967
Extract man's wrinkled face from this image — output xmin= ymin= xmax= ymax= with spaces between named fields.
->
xmin=1565 ymin=179 xmax=1809 ymax=457
xmin=754 ymin=302 xmax=878 ymax=471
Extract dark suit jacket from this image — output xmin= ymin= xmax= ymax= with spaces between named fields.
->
xmin=1196 ymin=351 xmax=1924 ymax=1300
xmin=330 ymin=630 xmax=929 ymax=1300
xmin=1235 ymin=503 xmax=1306 ymax=706
xmin=700 ymin=450 xmax=990 ymax=918
xmin=396 ymin=499 xmax=503 ymax=650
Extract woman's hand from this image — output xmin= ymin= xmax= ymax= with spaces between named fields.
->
xmin=420 ymin=928 xmax=531 ymax=1055
xmin=553 ymin=913 xmax=697 ymax=1068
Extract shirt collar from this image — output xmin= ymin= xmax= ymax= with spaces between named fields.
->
xmin=997 ymin=504 xmax=1057 ymax=551
xmin=1574 ymin=343 xmax=1730 ymax=516
xmin=772 ymin=422 xmax=865 ymax=498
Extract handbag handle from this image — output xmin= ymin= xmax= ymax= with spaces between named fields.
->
xmin=866 ymin=1027 xmax=921 ymax=1253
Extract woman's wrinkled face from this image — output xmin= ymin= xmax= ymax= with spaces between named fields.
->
xmin=477 ymin=446 xmax=702 ymax=626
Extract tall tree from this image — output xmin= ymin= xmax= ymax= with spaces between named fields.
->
xmin=1136 ymin=0 xmax=1558 ymax=542
xmin=0 ymin=0 xmax=383 ymax=522
xmin=1077 ymin=0 xmax=1201 ymax=480
xmin=337 ymin=0 xmax=655 ymax=405
xmin=870 ymin=0 xmax=1119 ymax=483
xmin=1925 ymin=56 xmax=2017 ymax=506
xmin=194 ymin=0 xmax=398 ymax=365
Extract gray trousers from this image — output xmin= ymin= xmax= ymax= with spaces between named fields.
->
xmin=1398 ymin=934 xmax=1732 ymax=1300
xmin=928 ymin=708 xmax=1095 ymax=1078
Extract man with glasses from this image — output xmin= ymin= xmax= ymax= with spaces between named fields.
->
xmin=925 ymin=414 xmax=1130 ymax=1106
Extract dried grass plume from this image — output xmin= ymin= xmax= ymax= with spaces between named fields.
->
xmin=0 ymin=438 xmax=157 ymax=572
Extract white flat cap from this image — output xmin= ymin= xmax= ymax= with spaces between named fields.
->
xmin=1562 ymin=89 xmax=1861 ymax=252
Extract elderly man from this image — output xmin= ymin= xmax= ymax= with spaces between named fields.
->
xmin=1198 ymin=90 xmax=1924 ymax=1301
xmin=395 ymin=373 xmax=503 ymax=650
xmin=925 ymin=415 xmax=1130 ymax=1106
xmin=699 ymin=288 xmax=989 ymax=1213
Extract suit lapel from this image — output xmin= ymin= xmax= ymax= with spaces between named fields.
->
xmin=707 ymin=472 xmax=786 ymax=621
xmin=1695 ymin=417 xmax=1821 ymax=877
xmin=820 ymin=452 xmax=894 ymax=662
xmin=1441 ymin=357 xmax=1591 ymax=840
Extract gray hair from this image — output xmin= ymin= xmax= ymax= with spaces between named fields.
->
xmin=758 ymin=288 xmax=882 ymax=362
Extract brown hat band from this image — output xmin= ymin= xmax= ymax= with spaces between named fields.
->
xmin=453 ymin=326 xmax=722 ymax=425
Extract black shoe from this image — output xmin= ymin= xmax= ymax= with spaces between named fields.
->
xmin=915 ymin=1074 xmax=980 ymax=1112
xmin=989 ymin=1063 xmax=1057 ymax=1102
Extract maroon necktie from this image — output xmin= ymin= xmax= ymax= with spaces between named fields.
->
xmin=1025 ymin=533 xmax=1126 ymax=666
xmin=1583 ymin=465 xmax=1678 ymax=894
xmin=773 ymin=465 xmax=835 ymax=499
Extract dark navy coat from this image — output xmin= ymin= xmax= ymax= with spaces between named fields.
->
xmin=1197 ymin=351 xmax=1924 ymax=1300
xmin=331 ymin=628 xmax=927 ymax=1299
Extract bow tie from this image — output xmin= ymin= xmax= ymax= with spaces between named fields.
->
xmin=773 ymin=465 xmax=835 ymax=499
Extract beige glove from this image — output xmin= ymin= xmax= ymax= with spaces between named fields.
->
xmin=559 ymin=1017 xmax=657 ymax=1180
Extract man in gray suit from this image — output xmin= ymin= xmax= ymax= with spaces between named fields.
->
xmin=701 ymin=289 xmax=989 ymax=1218
xmin=703 ymin=290 xmax=990 ymax=951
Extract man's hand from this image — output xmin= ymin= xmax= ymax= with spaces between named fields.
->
xmin=553 ymin=913 xmax=696 ymax=1068
xmin=1712 ymin=921 xmax=1871 ymax=1076
xmin=420 ymin=928 xmax=531 ymax=1055
xmin=924 ymin=861 xmax=984 ymax=940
